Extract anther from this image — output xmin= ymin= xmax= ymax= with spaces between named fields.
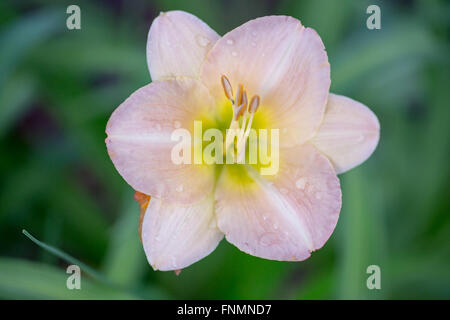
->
xmin=235 ymin=84 xmax=244 ymax=106
xmin=236 ymin=91 xmax=247 ymax=119
xmin=241 ymin=91 xmax=247 ymax=112
xmin=234 ymin=103 xmax=246 ymax=121
xmin=248 ymin=95 xmax=260 ymax=114
xmin=221 ymin=75 xmax=234 ymax=101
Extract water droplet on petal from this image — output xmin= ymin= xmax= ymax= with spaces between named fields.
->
xmin=155 ymin=236 xmax=161 ymax=242
xmin=226 ymin=39 xmax=234 ymax=45
xmin=171 ymin=256 xmax=177 ymax=268
xmin=263 ymin=215 xmax=267 ymax=221
xmin=356 ymin=134 xmax=365 ymax=142
xmin=259 ymin=233 xmax=278 ymax=247
xmin=296 ymin=178 xmax=307 ymax=190
xmin=273 ymin=223 xmax=279 ymax=230
xmin=231 ymin=51 xmax=237 ymax=57
xmin=251 ymin=31 xmax=257 ymax=37
xmin=315 ymin=192 xmax=322 ymax=200
xmin=196 ymin=35 xmax=210 ymax=47
xmin=176 ymin=184 xmax=184 ymax=192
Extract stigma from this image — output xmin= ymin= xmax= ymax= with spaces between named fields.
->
xmin=221 ymin=75 xmax=260 ymax=161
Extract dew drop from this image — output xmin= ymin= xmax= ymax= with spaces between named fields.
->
xmin=296 ymin=178 xmax=307 ymax=190
xmin=315 ymin=192 xmax=322 ymax=200
xmin=155 ymin=236 xmax=161 ymax=242
xmin=226 ymin=39 xmax=234 ymax=45
xmin=174 ymin=120 xmax=181 ymax=128
xmin=259 ymin=233 xmax=278 ymax=247
xmin=171 ymin=256 xmax=177 ymax=268
xmin=356 ymin=134 xmax=365 ymax=142
xmin=176 ymin=184 xmax=184 ymax=192
xmin=273 ymin=223 xmax=279 ymax=230
xmin=231 ymin=51 xmax=238 ymax=57
xmin=251 ymin=31 xmax=257 ymax=37
xmin=196 ymin=35 xmax=210 ymax=47
xmin=263 ymin=215 xmax=267 ymax=221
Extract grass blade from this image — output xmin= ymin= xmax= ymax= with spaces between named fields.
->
xmin=22 ymin=229 xmax=111 ymax=286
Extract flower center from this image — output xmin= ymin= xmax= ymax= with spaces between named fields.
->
xmin=221 ymin=75 xmax=260 ymax=162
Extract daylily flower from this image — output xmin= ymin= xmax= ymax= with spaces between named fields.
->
xmin=105 ymin=11 xmax=380 ymax=271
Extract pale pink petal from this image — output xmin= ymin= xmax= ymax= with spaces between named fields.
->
xmin=200 ymin=16 xmax=330 ymax=147
xmin=106 ymin=78 xmax=216 ymax=205
xmin=141 ymin=194 xmax=223 ymax=271
xmin=311 ymin=94 xmax=380 ymax=174
xmin=214 ymin=144 xmax=341 ymax=261
xmin=147 ymin=11 xmax=220 ymax=81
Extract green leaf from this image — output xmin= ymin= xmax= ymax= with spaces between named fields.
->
xmin=332 ymin=20 xmax=435 ymax=93
xmin=102 ymin=191 xmax=147 ymax=286
xmin=335 ymin=169 xmax=386 ymax=299
xmin=0 ymin=73 xmax=36 ymax=138
xmin=0 ymin=257 xmax=138 ymax=299
xmin=22 ymin=229 xmax=111 ymax=285
xmin=0 ymin=7 xmax=64 ymax=86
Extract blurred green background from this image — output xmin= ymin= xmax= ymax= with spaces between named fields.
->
xmin=0 ymin=0 xmax=449 ymax=299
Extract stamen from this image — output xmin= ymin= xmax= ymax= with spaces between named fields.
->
xmin=235 ymin=84 xmax=244 ymax=106
xmin=248 ymin=95 xmax=260 ymax=114
xmin=236 ymin=95 xmax=261 ymax=162
xmin=242 ymin=91 xmax=248 ymax=110
xmin=219 ymin=75 xmax=262 ymax=162
xmin=238 ymin=92 xmax=249 ymax=140
xmin=233 ymin=103 xmax=246 ymax=121
xmin=234 ymin=91 xmax=247 ymax=120
xmin=240 ymin=91 xmax=247 ymax=116
xmin=221 ymin=75 xmax=234 ymax=101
